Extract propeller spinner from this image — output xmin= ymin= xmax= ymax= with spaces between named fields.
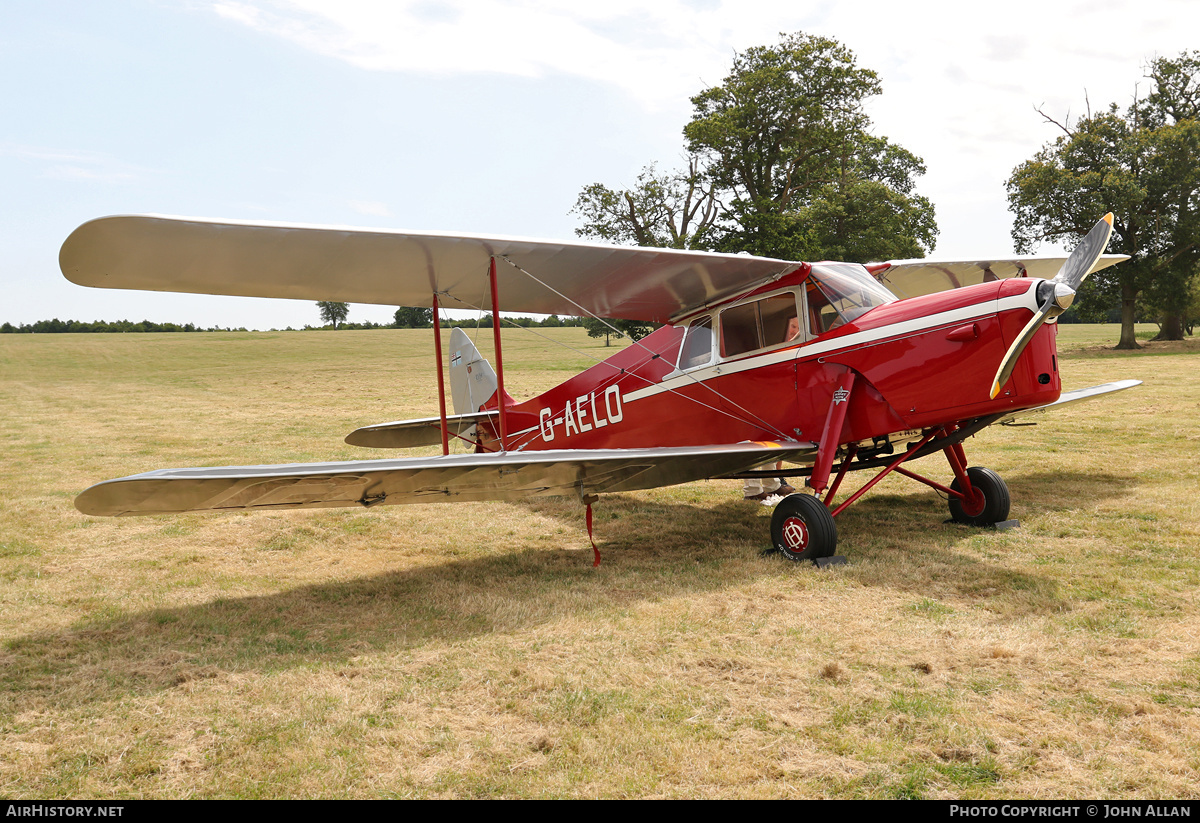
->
xmin=989 ymin=213 xmax=1115 ymax=399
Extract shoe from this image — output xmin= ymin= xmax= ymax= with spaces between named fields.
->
xmin=745 ymin=484 xmax=795 ymax=501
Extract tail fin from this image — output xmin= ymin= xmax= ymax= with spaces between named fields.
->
xmin=448 ymin=327 xmax=513 ymax=414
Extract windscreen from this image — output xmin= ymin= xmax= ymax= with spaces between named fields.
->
xmin=806 ymin=263 xmax=898 ymax=333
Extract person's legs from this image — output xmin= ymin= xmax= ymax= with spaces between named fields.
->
xmin=744 ymin=462 xmax=788 ymax=500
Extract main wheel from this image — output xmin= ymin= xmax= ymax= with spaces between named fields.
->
xmin=770 ymin=494 xmax=838 ymax=561
xmin=948 ymin=466 xmax=1011 ymax=526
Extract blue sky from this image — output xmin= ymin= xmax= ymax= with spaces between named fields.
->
xmin=4 ymin=0 xmax=1197 ymax=329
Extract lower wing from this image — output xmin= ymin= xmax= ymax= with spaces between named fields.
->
xmin=995 ymin=379 xmax=1142 ymax=425
xmin=76 ymin=441 xmax=817 ymax=517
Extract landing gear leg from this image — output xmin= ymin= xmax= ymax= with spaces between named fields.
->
xmin=947 ymin=467 xmax=1011 ymax=526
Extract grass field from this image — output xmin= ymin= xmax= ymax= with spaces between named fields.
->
xmin=1 ymin=324 xmax=1198 ymax=798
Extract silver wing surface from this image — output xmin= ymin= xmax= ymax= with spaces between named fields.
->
xmin=76 ymin=442 xmax=818 ymax=517
xmin=344 ymin=410 xmax=499 ymax=449
xmin=873 ymin=254 xmax=1128 ymax=299
xmin=995 ymin=380 xmax=1142 ymax=425
xmin=60 ymin=215 xmax=799 ymax=324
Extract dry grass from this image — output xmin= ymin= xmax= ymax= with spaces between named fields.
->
xmin=1 ymin=325 xmax=1198 ymax=798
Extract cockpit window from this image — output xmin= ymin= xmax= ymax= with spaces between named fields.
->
xmin=806 ymin=263 xmax=898 ymax=333
xmin=720 ymin=292 xmax=802 ymax=357
xmin=678 ymin=315 xmax=714 ymax=369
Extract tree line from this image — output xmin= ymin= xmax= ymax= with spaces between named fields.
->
xmin=318 ymin=302 xmax=585 ymax=331
xmin=2 ymin=312 xmax=587 ymax=334
xmin=1 ymin=319 xmax=249 ymax=334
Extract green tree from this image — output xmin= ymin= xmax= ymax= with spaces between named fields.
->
xmin=317 ymin=301 xmax=349 ymax=330
xmin=582 ymin=317 xmax=658 ymax=346
xmin=573 ymin=157 xmax=719 ymax=249
xmin=393 ymin=306 xmax=433 ymax=328
xmin=1008 ymin=53 xmax=1200 ymax=348
xmin=574 ymin=33 xmax=937 ymax=261
xmin=1184 ymin=276 xmax=1200 ymax=335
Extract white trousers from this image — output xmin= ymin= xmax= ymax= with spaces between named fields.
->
xmin=743 ymin=476 xmax=782 ymax=496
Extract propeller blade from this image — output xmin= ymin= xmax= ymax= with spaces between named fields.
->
xmin=1053 ymin=212 xmax=1115 ymax=290
xmin=989 ymin=213 xmax=1115 ymax=399
xmin=990 ymin=293 xmax=1056 ymax=398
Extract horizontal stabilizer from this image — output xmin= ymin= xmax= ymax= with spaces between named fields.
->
xmin=997 ymin=379 xmax=1142 ymax=425
xmin=76 ymin=441 xmax=818 ymax=517
xmin=345 ymin=410 xmax=499 ymax=449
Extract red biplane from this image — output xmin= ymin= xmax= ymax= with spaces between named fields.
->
xmin=60 ymin=213 xmax=1138 ymax=563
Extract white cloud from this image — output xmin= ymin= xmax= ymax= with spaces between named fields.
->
xmin=207 ymin=0 xmax=775 ymax=109
xmin=203 ymin=0 xmax=1200 ymax=258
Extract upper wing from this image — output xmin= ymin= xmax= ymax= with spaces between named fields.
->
xmin=60 ymin=215 xmax=800 ymax=324
xmin=871 ymin=254 xmax=1129 ymax=299
xmin=76 ymin=441 xmax=817 ymax=517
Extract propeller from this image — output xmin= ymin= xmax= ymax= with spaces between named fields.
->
xmin=989 ymin=213 xmax=1114 ymax=399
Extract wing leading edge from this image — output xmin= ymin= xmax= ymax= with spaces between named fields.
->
xmin=60 ymin=215 xmax=800 ymax=324
xmin=872 ymin=254 xmax=1129 ymax=299
xmin=994 ymin=379 xmax=1142 ymax=425
xmin=76 ymin=442 xmax=818 ymax=517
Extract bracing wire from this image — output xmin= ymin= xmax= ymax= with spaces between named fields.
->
xmin=496 ymin=254 xmax=796 ymax=443
xmin=437 ymin=288 xmax=789 ymax=450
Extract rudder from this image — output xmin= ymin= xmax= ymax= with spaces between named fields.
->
xmin=449 ymin=327 xmax=507 ymax=414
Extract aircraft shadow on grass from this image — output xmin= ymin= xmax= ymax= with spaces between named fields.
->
xmin=3 ymin=469 xmax=1133 ymax=710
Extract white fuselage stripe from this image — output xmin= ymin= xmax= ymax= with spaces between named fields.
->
xmin=622 ymin=288 xmax=1039 ymax=404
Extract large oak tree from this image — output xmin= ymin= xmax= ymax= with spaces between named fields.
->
xmin=573 ymin=33 xmax=937 ymax=263
xmin=1007 ymin=53 xmax=1200 ymax=348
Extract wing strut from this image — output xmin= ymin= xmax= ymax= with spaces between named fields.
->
xmin=432 ymin=292 xmax=450 ymax=456
xmin=489 ymin=256 xmax=509 ymax=451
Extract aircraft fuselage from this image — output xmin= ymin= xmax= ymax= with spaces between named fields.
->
xmin=493 ymin=273 xmax=1060 ymax=455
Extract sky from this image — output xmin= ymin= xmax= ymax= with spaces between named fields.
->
xmin=3 ymin=0 xmax=1198 ymax=330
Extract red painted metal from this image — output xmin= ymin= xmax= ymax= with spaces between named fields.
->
xmin=945 ymin=323 xmax=980 ymax=342
xmin=445 ymin=273 xmax=1066 ymax=528
xmin=823 ymin=443 xmax=858 ymax=505
xmin=431 ymin=292 xmax=450 ymax=456
xmin=943 ymin=439 xmax=973 ymax=493
xmin=941 ymin=440 xmax=984 ymax=512
xmin=950 ymin=441 xmax=969 ymax=472
xmin=829 ymin=432 xmax=935 ymax=518
xmin=488 ymin=256 xmax=509 ymax=451
xmin=809 ymin=369 xmax=857 ymax=493
xmin=895 ymin=465 xmax=964 ymax=499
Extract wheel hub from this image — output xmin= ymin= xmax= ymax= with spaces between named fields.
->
xmin=959 ymin=486 xmax=986 ymax=517
xmin=781 ymin=516 xmax=810 ymax=550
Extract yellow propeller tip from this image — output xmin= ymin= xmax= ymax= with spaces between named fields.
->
xmin=1103 ymin=212 xmax=1114 ymax=225
xmin=989 ymin=382 xmax=1001 ymax=400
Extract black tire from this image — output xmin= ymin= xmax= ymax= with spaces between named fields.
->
xmin=948 ymin=467 xmax=1011 ymax=526
xmin=770 ymin=494 xmax=838 ymax=561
